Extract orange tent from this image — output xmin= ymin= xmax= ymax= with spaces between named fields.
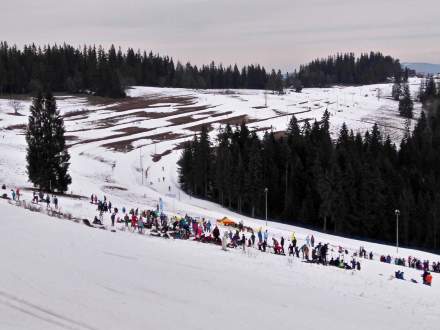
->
xmin=217 ymin=217 xmax=236 ymax=226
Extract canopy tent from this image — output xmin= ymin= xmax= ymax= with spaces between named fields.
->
xmin=216 ymin=217 xmax=236 ymax=226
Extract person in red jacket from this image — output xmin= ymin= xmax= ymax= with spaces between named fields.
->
xmin=131 ymin=214 xmax=137 ymax=230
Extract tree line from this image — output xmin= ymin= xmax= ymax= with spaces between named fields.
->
xmin=0 ymin=42 xmax=273 ymax=98
xmin=297 ymin=52 xmax=403 ymax=87
xmin=178 ymin=91 xmax=440 ymax=252
xmin=1 ymin=42 xmax=407 ymax=98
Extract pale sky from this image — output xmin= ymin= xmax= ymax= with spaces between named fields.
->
xmin=1 ymin=0 xmax=439 ymax=71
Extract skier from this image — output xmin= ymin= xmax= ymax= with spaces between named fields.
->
xmin=251 ymin=232 xmax=256 ymax=246
xmin=111 ymin=213 xmax=116 ymax=227
xmin=212 ymin=225 xmax=220 ymax=241
xmin=11 ymin=189 xmax=16 ymax=201
xmin=138 ymin=216 xmax=144 ymax=234
xmin=311 ymin=235 xmax=315 ymax=247
xmin=53 ymin=196 xmax=58 ymax=209
xmin=272 ymin=238 xmax=282 ymax=254
xmin=222 ymin=231 xmax=228 ymax=251
xmin=33 ymin=191 xmax=38 ymax=203
xmin=422 ymin=271 xmax=433 ymax=286
xmin=291 ymin=232 xmax=296 ymax=245
xmin=263 ymin=230 xmax=268 ymax=243
xmin=124 ymin=213 xmax=130 ymax=228
xmin=131 ymin=214 xmax=137 ymax=231
xmin=280 ymin=236 xmax=285 ymax=254
xmin=257 ymin=229 xmax=263 ymax=244
xmin=93 ymin=216 xmax=102 ymax=225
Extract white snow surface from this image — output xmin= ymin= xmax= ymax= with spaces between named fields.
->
xmin=0 ymin=200 xmax=439 ymax=330
xmin=0 ymin=79 xmax=438 ymax=330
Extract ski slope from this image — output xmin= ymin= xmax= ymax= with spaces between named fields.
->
xmin=0 ymin=200 xmax=439 ymax=330
xmin=0 ymin=79 xmax=438 ymax=329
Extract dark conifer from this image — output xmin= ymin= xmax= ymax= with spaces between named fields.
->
xmin=26 ymin=92 xmax=71 ymax=192
xmin=399 ymin=83 xmax=414 ymax=118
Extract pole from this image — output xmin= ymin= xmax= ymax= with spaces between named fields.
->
xmin=265 ymin=188 xmax=268 ymax=227
xmin=395 ymin=209 xmax=400 ymax=254
xmin=396 ymin=212 xmax=399 ymax=254
xmin=140 ymin=147 xmax=143 ymax=185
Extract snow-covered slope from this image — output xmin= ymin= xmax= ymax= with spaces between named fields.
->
xmin=0 ymin=200 xmax=439 ymax=330
xmin=0 ymin=79 xmax=438 ymax=329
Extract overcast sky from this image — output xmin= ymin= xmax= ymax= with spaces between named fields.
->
xmin=1 ymin=0 xmax=439 ymax=71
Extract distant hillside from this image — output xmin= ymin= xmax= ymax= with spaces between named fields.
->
xmin=403 ymin=63 xmax=440 ymax=75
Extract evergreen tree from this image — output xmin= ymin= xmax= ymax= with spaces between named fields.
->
xmin=392 ymin=80 xmax=402 ymax=101
xmin=26 ymin=92 xmax=71 ymax=192
xmin=399 ymin=83 xmax=414 ymax=118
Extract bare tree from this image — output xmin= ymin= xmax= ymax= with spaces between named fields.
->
xmin=9 ymin=99 xmax=24 ymax=115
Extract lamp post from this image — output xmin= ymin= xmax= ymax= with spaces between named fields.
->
xmin=264 ymin=187 xmax=268 ymax=227
xmin=139 ymin=146 xmax=144 ymax=185
xmin=395 ymin=209 xmax=400 ymax=254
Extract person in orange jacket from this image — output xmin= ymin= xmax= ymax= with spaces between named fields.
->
xmin=426 ymin=273 xmax=433 ymax=286
xmin=422 ymin=271 xmax=433 ymax=286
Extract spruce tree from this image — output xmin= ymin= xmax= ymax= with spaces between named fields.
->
xmin=392 ymin=81 xmax=401 ymax=101
xmin=26 ymin=92 xmax=72 ymax=192
xmin=399 ymin=84 xmax=414 ymax=118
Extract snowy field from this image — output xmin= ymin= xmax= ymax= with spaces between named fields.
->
xmin=0 ymin=79 xmax=438 ymax=330
xmin=0 ymin=78 xmax=423 ymax=221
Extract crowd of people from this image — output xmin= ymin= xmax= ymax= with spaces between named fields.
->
xmin=87 ymin=192 xmax=440 ymax=286
xmin=381 ymin=254 xmax=440 ymax=273
xmin=88 ymin=192 xmax=368 ymax=273
xmin=1 ymin=185 xmax=437 ymax=286
xmin=2 ymin=184 xmax=59 ymax=209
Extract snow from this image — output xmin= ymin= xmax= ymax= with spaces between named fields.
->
xmin=0 ymin=200 xmax=439 ymax=330
xmin=0 ymin=79 xmax=438 ymax=329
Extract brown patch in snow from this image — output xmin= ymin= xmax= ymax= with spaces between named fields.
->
xmin=102 ymin=131 xmax=187 ymax=153
xmin=70 ymin=127 xmax=155 ymax=147
xmin=63 ymin=109 xmax=92 ymax=119
xmin=186 ymin=123 xmax=213 ymax=132
xmin=210 ymin=111 xmax=233 ymax=117
xmin=152 ymin=149 xmax=173 ymax=162
xmin=102 ymin=185 xmax=128 ymax=191
xmin=105 ymin=95 xmax=196 ymax=112
xmin=5 ymin=124 xmax=27 ymax=131
xmin=216 ymin=115 xmax=257 ymax=126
